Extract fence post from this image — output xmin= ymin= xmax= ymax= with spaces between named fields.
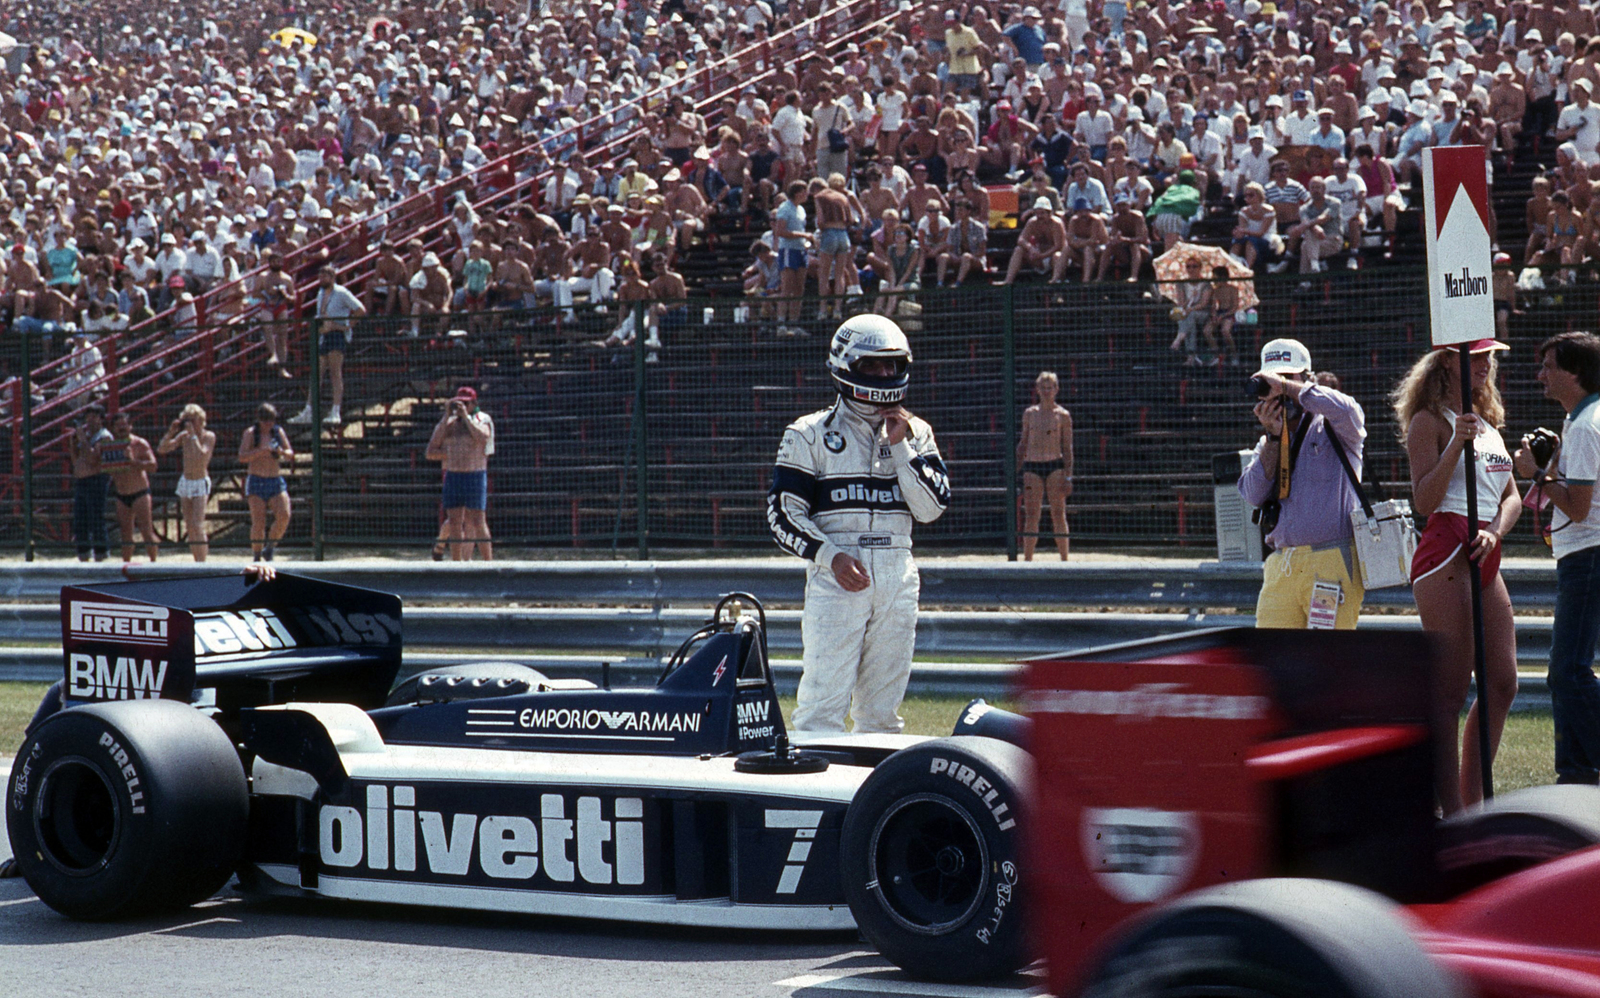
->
xmin=633 ymin=300 xmax=650 ymax=560
xmin=1002 ymin=284 xmax=1017 ymax=561
xmin=20 ymin=331 xmax=33 ymax=563
xmin=310 ymin=317 xmax=325 ymax=561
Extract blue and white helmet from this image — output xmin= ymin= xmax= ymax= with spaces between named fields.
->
xmin=827 ymin=315 xmax=913 ymax=406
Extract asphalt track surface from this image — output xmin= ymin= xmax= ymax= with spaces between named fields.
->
xmin=0 ymin=758 xmax=1048 ymax=998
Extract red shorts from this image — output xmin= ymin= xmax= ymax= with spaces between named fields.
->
xmin=1411 ymin=511 xmax=1501 ymax=585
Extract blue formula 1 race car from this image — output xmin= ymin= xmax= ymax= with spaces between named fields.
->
xmin=6 ymin=572 xmax=1030 ymax=983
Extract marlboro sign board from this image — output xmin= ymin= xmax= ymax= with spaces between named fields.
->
xmin=1422 ymin=145 xmax=1494 ymax=347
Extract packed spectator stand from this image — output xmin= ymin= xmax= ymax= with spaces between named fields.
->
xmin=1 ymin=0 xmax=1597 ymax=553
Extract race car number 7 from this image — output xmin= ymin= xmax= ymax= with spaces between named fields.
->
xmin=765 ymin=809 xmax=824 ymax=894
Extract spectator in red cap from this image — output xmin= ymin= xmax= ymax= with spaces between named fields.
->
xmin=426 ymin=386 xmax=496 ymax=562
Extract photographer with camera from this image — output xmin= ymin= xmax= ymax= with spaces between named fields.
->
xmin=1239 ymin=338 xmax=1368 ymax=629
xmin=157 ymin=403 xmax=217 ymax=562
xmin=426 ymin=386 xmax=496 ymax=562
xmin=1394 ymin=340 xmax=1520 ymax=814
xmin=1514 ymin=332 xmax=1600 ymax=786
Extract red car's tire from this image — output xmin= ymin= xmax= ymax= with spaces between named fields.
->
xmin=1437 ymin=784 xmax=1600 ymax=895
xmin=1079 ymin=879 xmax=1466 ymax=998
xmin=841 ymin=736 xmax=1031 ymax=983
xmin=7 ymin=699 xmax=247 ymax=920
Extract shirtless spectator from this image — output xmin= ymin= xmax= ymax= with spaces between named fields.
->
xmin=97 ymin=412 xmax=159 ymax=563
xmin=240 ymin=403 xmax=294 ymax=563
xmin=662 ymin=169 xmax=710 ymax=256
xmin=1002 ymin=198 xmax=1067 ymax=284
xmin=157 ymin=403 xmax=216 ymax=562
xmin=1064 ymin=199 xmax=1110 ymax=282
xmin=258 ymin=253 xmax=297 ymax=377
xmin=369 ymin=242 xmax=410 ymax=319
xmin=1101 ymin=194 xmax=1152 ymax=281
xmin=812 ymin=174 xmax=855 ymax=322
xmin=6 ymin=245 xmax=42 ymax=320
xmin=425 ymin=386 xmax=496 ymax=562
xmin=1016 ymin=371 xmax=1073 ymax=561
xmin=646 ymin=253 xmax=687 ymax=357
xmin=410 ymin=252 xmax=454 ymax=340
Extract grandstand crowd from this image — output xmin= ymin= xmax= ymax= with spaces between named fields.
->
xmin=0 ymin=0 xmax=1597 ymax=388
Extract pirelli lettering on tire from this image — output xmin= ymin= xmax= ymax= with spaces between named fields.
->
xmin=929 ymin=756 xmax=1016 ymax=831
xmin=318 ymin=782 xmax=661 ymax=894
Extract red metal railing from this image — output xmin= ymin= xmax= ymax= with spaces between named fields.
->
xmin=7 ymin=0 xmax=902 ymax=485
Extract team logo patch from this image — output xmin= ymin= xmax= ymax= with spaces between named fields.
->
xmin=823 ymin=431 xmax=846 ymax=453
xmin=1081 ymin=807 xmax=1199 ymax=903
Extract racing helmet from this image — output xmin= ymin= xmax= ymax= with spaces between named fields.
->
xmin=827 ymin=315 xmax=913 ymax=406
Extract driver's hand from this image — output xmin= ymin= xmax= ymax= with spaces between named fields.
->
xmin=882 ymin=407 xmax=910 ymax=446
xmin=831 ymin=553 xmax=871 ymax=592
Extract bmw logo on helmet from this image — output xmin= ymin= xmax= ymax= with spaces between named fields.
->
xmin=827 ymin=315 xmax=913 ymax=406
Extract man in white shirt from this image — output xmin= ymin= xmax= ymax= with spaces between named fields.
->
xmin=1284 ymin=90 xmax=1321 ymax=145
xmin=1075 ymin=86 xmax=1115 ymax=159
xmin=1322 ymin=157 xmax=1369 ymax=255
xmin=1231 ymin=127 xmax=1278 ymax=198
xmin=154 ymin=233 xmax=187 ymax=309
xmin=186 ymin=233 xmax=223 ymax=294
xmin=1558 ymin=78 xmax=1600 ymax=166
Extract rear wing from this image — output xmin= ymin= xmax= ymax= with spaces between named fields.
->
xmin=62 ymin=572 xmax=402 ymax=710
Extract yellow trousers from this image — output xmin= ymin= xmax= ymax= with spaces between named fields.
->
xmin=1256 ymin=544 xmax=1365 ymax=630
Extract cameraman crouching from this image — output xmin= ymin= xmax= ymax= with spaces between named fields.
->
xmin=1514 ymin=332 xmax=1600 ymax=784
xmin=1239 ymin=338 xmax=1368 ymax=629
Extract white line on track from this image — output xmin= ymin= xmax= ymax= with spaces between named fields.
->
xmin=773 ymin=971 xmax=1047 ymax=998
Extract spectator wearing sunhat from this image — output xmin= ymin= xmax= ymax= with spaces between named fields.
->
xmin=1284 ymin=90 xmax=1321 ymax=145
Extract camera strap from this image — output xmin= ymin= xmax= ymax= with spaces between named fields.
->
xmin=1326 ymin=427 xmax=1375 ymax=520
xmin=1277 ymin=414 xmax=1314 ymax=500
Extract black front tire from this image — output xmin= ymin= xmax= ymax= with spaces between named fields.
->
xmin=841 ymin=736 xmax=1030 ymax=982
xmin=7 ymin=699 xmax=248 ymax=920
xmin=1437 ymin=784 xmax=1600 ymax=895
xmin=1079 ymin=879 xmax=1466 ymax=998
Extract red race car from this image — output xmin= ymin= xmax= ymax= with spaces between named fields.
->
xmin=988 ymin=627 xmax=1600 ymax=998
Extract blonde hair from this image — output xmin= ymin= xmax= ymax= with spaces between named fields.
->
xmin=1390 ymin=349 xmax=1503 ymax=443
xmin=1036 ymin=370 xmax=1059 ymax=388
xmin=180 ymin=403 xmax=206 ymax=423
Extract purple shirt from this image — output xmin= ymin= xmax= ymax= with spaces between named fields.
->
xmin=1239 ymin=384 xmax=1366 ymax=549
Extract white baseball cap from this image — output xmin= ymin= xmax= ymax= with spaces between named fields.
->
xmin=1257 ymin=338 xmax=1312 ymax=375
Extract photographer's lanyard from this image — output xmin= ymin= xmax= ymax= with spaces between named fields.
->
xmin=1277 ymin=415 xmax=1314 ymax=501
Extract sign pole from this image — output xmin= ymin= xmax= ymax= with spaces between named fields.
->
xmin=1423 ymin=145 xmax=1497 ymax=802
xmin=1457 ymin=345 xmax=1493 ymax=802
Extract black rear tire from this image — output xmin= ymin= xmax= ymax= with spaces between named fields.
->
xmin=841 ymin=736 xmax=1030 ymax=982
xmin=1437 ymin=784 xmax=1600 ymax=895
xmin=7 ymin=699 xmax=248 ymax=920
xmin=1079 ymin=879 xmax=1466 ymax=998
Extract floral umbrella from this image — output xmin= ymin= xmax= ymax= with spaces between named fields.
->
xmin=1153 ymin=241 xmax=1260 ymax=310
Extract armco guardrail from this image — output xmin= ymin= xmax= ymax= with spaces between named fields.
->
xmin=0 ymin=558 xmax=1566 ymax=608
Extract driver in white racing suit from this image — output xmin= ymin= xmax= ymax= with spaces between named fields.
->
xmin=767 ymin=315 xmax=950 ymax=734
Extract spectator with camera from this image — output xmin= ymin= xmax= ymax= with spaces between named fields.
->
xmin=427 ymin=387 xmax=496 ymax=563
xmin=1514 ymin=332 xmax=1600 ymax=786
xmin=1239 ymin=338 xmax=1368 ymax=630
xmin=1394 ymin=340 xmax=1520 ymax=815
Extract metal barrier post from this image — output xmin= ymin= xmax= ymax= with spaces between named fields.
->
xmin=310 ymin=317 xmax=324 ymax=561
xmin=1002 ymin=285 xmax=1018 ymax=561
xmin=633 ymin=300 xmax=649 ymax=559
xmin=20 ymin=331 xmax=33 ymax=562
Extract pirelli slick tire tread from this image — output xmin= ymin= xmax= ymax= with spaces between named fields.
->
xmin=384 ymin=663 xmax=552 ymax=706
xmin=1437 ymin=784 xmax=1600 ymax=895
xmin=841 ymin=736 xmax=1029 ymax=983
xmin=7 ymin=699 xmax=248 ymax=920
xmin=1079 ymin=879 xmax=1466 ymax=998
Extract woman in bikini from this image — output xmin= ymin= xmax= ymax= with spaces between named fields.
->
xmin=1016 ymin=371 xmax=1074 ymax=561
xmin=98 ymin=412 xmax=159 ymax=563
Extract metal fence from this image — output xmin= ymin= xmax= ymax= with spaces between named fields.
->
xmin=0 ymin=263 xmax=1581 ymax=559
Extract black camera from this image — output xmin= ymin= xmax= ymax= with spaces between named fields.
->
xmin=1528 ymin=427 xmax=1561 ymax=468
xmin=1249 ymin=374 xmax=1271 ymax=398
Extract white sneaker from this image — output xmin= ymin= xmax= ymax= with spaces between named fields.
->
xmin=288 ymin=407 xmax=313 ymax=424
xmin=324 ymin=407 xmax=342 ymax=424
xmin=644 ymin=335 xmax=662 ymax=349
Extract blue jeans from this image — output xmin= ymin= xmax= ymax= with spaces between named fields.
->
xmin=73 ymin=474 xmax=109 ymax=559
xmin=1551 ymin=545 xmax=1600 ymax=783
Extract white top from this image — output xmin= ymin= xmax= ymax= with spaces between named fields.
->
xmin=1554 ymin=394 xmax=1600 ymax=559
xmin=1436 ymin=409 xmax=1514 ymax=520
